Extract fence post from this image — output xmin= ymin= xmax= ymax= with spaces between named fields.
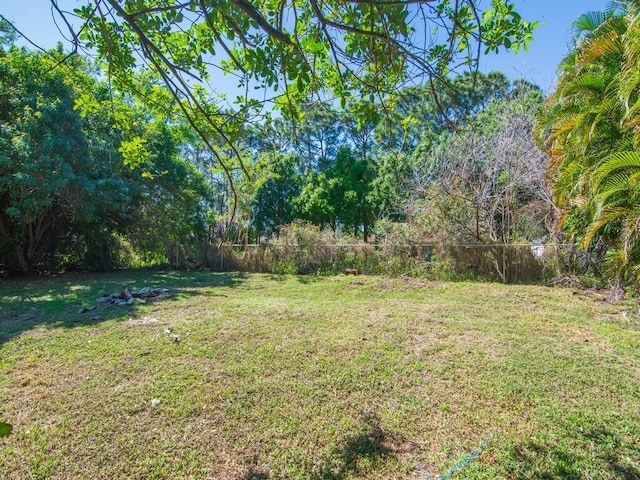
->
xmin=502 ymin=245 xmax=506 ymax=284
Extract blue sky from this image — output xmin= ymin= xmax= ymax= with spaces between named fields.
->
xmin=479 ymin=0 xmax=610 ymax=91
xmin=2 ymin=0 xmax=610 ymax=93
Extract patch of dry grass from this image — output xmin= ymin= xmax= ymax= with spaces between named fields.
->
xmin=0 ymin=272 xmax=639 ymax=479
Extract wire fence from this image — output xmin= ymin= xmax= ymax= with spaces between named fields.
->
xmin=166 ymin=241 xmax=585 ymax=284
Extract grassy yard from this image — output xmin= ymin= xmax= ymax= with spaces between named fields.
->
xmin=0 ymin=271 xmax=639 ymax=479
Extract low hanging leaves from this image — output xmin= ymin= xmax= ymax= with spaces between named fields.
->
xmin=119 ymin=137 xmax=150 ymax=170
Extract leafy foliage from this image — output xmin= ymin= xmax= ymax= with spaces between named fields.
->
xmin=250 ymin=153 xmax=301 ymax=238
xmin=58 ymin=0 xmax=537 ymax=200
xmin=536 ymin=0 xmax=640 ymax=287
xmin=0 ymin=45 xmax=213 ymax=273
xmin=1 ymin=1 xmax=549 ymax=277
xmin=409 ymin=87 xmax=552 ymax=281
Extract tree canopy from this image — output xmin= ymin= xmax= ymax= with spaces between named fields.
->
xmin=45 ymin=0 xmax=536 ymax=191
xmin=0 ymin=43 xmax=214 ymax=272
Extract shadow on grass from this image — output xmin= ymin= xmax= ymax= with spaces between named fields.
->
xmin=264 ymin=273 xmax=327 ymax=284
xmin=243 ymin=468 xmax=269 ymax=480
xmin=511 ymin=426 xmax=640 ymax=480
xmin=296 ymin=275 xmax=326 ymax=285
xmin=0 ymin=269 xmax=248 ymax=346
xmin=237 ymin=413 xmax=396 ymax=480
xmin=313 ymin=413 xmax=395 ymax=480
xmin=583 ymin=427 xmax=640 ymax=480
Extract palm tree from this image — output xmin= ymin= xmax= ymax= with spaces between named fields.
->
xmin=535 ymin=1 xmax=640 ymax=289
xmin=584 ymin=151 xmax=640 ymax=290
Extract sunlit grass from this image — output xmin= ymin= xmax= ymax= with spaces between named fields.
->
xmin=1 ymin=271 xmax=638 ymax=479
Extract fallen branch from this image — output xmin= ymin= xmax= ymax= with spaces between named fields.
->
xmin=79 ymin=284 xmax=174 ymax=313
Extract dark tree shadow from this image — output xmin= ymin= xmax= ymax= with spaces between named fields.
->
xmin=296 ymin=275 xmax=325 ymax=285
xmin=263 ymin=274 xmax=326 ymax=284
xmin=584 ymin=427 xmax=640 ymax=480
xmin=0 ymin=270 xmax=248 ymax=345
xmin=240 ymin=454 xmax=270 ymax=479
xmin=265 ymin=274 xmax=291 ymax=282
xmin=243 ymin=469 xmax=269 ymax=480
xmin=235 ymin=412 xmax=404 ymax=480
xmin=313 ymin=412 xmax=396 ymax=480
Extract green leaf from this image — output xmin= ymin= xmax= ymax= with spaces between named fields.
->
xmin=5 ymin=206 xmax=20 ymax=218
xmin=0 ymin=422 xmax=12 ymax=437
xmin=309 ymin=42 xmax=325 ymax=54
xmin=119 ymin=137 xmax=150 ymax=170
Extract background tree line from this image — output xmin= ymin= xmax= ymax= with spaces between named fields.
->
xmin=4 ymin=0 xmax=640 ymax=290
xmin=0 ymin=29 xmax=550 ymax=279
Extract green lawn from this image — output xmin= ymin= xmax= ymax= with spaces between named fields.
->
xmin=1 ymin=271 xmax=639 ymax=479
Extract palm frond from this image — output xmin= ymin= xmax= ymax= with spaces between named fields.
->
xmin=593 ymin=150 xmax=640 ymax=185
xmin=606 ymin=1 xmax=628 ymax=15
xmin=583 ymin=206 xmax=631 ymax=247
xmin=595 ymin=171 xmax=633 ymax=205
xmin=560 ymin=72 xmax=608 ymax=97
xmin=570 ymin=11 xmax=611 ymax=44
xmin=579 ymin=30 xmax=623 ymax=66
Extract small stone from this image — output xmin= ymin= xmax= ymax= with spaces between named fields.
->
xmin=150 ymin=399 xmax=161 ymax=408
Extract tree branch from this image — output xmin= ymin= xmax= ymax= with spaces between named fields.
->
xmin=231 ymin=0 xmax=293 ymax=45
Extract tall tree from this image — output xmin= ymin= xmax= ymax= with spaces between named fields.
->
xmin=251 ymin=152 xmax=301 ymax=240
xmin=48 ymin=0 xmax=536 ymax=202
xmin=412 ymin=86 xmax=552 ymax=281
xmin=374 ymin=71 xmax=511 ymax=156
xmin=331 ymin=147 xmax=375 ymax=239
xmin=294 ymin=104 xmax=345 ymax=174
xmin=0 ymin=46 xmax=94 ymax=271
xmin=536 ymin=1 xmax=640 ymax=289
xmin=0 ymin=45 xmax=215 ymax=272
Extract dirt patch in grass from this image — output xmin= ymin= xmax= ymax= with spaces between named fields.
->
xmin=0 ymin=309 xmax=45 ymax=340
xmin=127 ymin=315 xmax=166 ymax=327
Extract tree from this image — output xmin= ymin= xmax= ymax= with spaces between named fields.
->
xmin=294 ymin=172 xmax=339 ymax=233
xmin=121 ymin=120 xmax=215 ymax=259
xmin=366 ymin=70 xmax=511 ymax=154
xmin=412 ymin=86 xmax=552 ymax=281
xmin=536 ymin=1 xmax=640 ymax=290
xmin=330 ymin=147 xmax=375 ymax=239
xmin=0 ymin=44 xmax=216 ymax=272
xmin=52 ymin=0 xmax=536 ymax=199
xmin=583 ymin=152 xmax=640 ymax=287
xmin=293 ymin=146 xmax=375 ymax=238
xmin=0 ymin=46 xmax=94 ymax=271
xmin=293 ymin=104 xmax=345 ymax=174
xmin=0 ymin=18 xmax=16 ymax=46
xmin=341 ymin=99 xmax=380 ymax=164
xmin=251 ymin=152 xmax=302 ymax=239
